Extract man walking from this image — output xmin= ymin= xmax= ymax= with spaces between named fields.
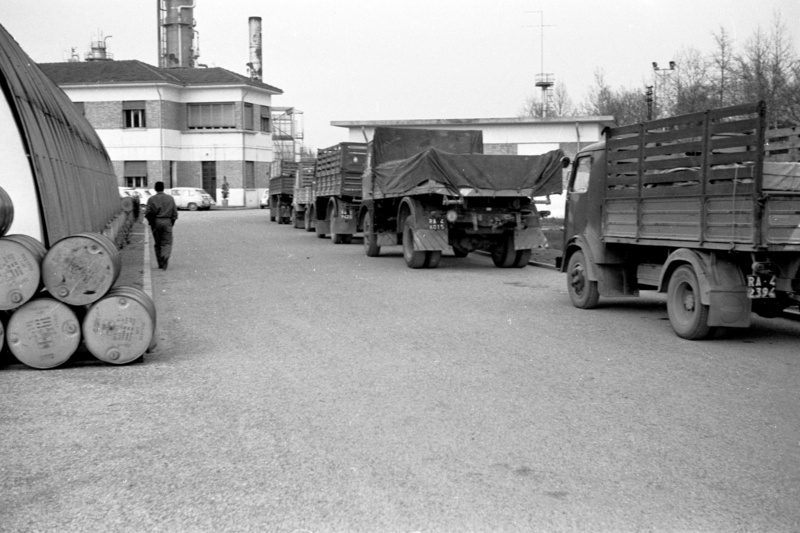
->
xmin=145 ymin=181 xmax=178 ymax=270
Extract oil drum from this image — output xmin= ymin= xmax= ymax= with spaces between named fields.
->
xmin=0 ymin=234 xmax=47 ymax=310
xmin=0 ymin=185 xmax=13 ymax=237
xmin=82 ymin=286 xmax=156 ymax=365
xmin=6 ymin=296 xmax=81 ymax=369
xmin=41 ymin=232 xmax=121 ymax=306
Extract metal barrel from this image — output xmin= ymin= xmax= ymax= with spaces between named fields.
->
xmin=0 ymin=234 xmax=47 ymax=310
xmin=120 ymin=196 xmax=136 ymax=214
xmin=0 ymin=186 xmax=13 ymax=237
xmin=6 ymin=296 xmax=81 ymax=369
xmin=82 ymin=286 xmax=156 ymax=365
xmin=42 ymin=232 xmax=121 ymax=306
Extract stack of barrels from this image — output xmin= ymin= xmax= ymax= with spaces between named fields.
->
xmin=0 ymin=187 xmax=156 ymax=369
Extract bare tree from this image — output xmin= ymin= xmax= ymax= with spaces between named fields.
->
xmin=581 ymin=69 xmax=648 ymax=125
xmin=671 ymin=46 xmax=713 ymax=115
xmin=710 ymin=27 xmax=737 ymax=108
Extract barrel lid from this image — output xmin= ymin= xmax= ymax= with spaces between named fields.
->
xmin=83 ymin=289 xmax=155 ymax=364
xmin=42 ymin=233 xmax=120 ymax=306
xmin=0 ymin=237 xmax=44 ymax=310
xmin=6 ymin=298 xmax=81 ymax=369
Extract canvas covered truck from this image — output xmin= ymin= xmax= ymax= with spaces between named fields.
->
xmin=308 ymin=142 xmax=368 ymax=242
xmin=269 ymin=160 xmax=297 ymax=224
xmin=291 ymin=160 xmax=316 ymax=228
xmin=561 ymin=101 xmax=800 ymax=339
xmin=361 ymin=127 xmax=566 ymax=268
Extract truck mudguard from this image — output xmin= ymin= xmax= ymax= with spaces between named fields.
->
xmin=660 ymin=249 xmax=751 ymax=327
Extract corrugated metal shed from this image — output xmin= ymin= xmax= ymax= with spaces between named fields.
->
xmin=0 ymin=23 xmax=119 ymax=246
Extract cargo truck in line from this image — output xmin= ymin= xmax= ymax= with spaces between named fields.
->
xmin=291 ymin=160 xmax=315 ymax=229
xmin=561 ymin=101 xmax=800 ymax=339
xmin=360 ymin=127 xmax=566 ymax=268
xmin=268 ymin=160 xmax=297 ymax=224
xmin=307 ymin=142 xmax=368 ymax=243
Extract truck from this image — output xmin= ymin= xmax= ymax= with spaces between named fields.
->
xmin=268 ymin=159 xmax=297 ymax=224
xmin=291 ymin=160 xmax=316 ymax=229
xmin=561 ymin=101 xmax=800 ymax=339
xmin=361 ymin=127 xmax=566 ymax=268
xmin=308 ymin=142 xmax=368 ymax=243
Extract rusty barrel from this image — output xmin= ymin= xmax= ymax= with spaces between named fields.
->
xmin=0 ymin=185 xmax=13 ymax=237
xmin=120 ymin=195 xmax=135 ymax=214
xmin=42 ymin=232 xmax=121 ymax=306
xmin=82 ymin=286 xmax=156 ymax=365
xmin=0 ymin=234 xmax=47 ymax=310
xmin=6 ymin=297 xmax=81 ymax=369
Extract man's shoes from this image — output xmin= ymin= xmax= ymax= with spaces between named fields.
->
xmin=161 ymin=259 xmax=168 ymax=271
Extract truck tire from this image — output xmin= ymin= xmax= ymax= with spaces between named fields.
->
xmin=305 ymin=206 xmax=315 ymax=232
xmin=491 ymin=235 xmax=516 ymax=267
xmin=363 ymin=210 xmax=380 ymax=257
xmin=512 ymin=249 xmax=532 ymax=268
xmin=452 ymin=244 xmax=469 ymax=258
xmin=425 ymin=250 xmax=442 ymax=268
xmin=667 ymin=265 xmax=714 ymax=340
xmin=402 ymin=216 xmax=427 ymax=269
xmin=567 ymin=250 xmax=599 ymax=309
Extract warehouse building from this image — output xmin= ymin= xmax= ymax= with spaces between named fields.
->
xmin=39 ymin=59 xmax=282 ymax=207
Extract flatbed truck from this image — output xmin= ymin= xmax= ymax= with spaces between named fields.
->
xmin=561 ymin=101 xmax=800 ymax=339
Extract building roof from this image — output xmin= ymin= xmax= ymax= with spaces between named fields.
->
xmin=38 ymin=59 xmax=282 ymax=94
xmin=331 ymin=116 xmax=616 ymax=128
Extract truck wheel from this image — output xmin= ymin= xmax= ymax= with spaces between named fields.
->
xmin=305 ymin=206 xmax=315 ymax=232
xmin=425 ymin=250 xmax=442 ymax=268
xmin=512 ymin=249 xmax=532 ymax=268
xmin=452 ymin=244 xmax=469 ymax=258
xmin=363 ymin=210 xmax=380 ymax=257
xmin=667 ymin=265 xmax=714 ymax=340
xmin=491 ymin=235 xmax=516 ymax=267
xmin=403 ymin=216 xmax=427 ymax=269
xmin=567 ymin=250 xmax=599 ymax=309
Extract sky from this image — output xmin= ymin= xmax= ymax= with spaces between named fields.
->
xmin=2 ymin=0 xmax=799 ymax=150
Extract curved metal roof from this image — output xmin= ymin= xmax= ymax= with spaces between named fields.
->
xmin=0 ymin=23 xmax=119 ymax=246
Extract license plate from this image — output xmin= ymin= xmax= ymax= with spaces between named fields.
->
xmin=746 ymin=274 xmax=776 ymax=299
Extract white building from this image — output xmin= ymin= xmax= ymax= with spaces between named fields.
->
xmin=331 ymin=116 xmax=615 ymax=217
xmin=40 ymin=60 xmax=283 ymax=207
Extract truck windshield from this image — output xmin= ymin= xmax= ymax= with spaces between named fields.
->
xmin=571 ymin=156 xmax=592 ymax=193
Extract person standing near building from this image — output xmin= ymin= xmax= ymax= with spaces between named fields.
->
xmin=145 ymin=181 xmax=178 ymax=270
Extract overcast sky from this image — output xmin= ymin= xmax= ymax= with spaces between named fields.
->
xmin=2 ymin=0 xmax=799 ymax=150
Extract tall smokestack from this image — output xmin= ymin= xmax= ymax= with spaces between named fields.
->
xmin=248 ymin=16 xmax=262 ymax=81
xmin=161 ymin=0 xmax=196 ymax=68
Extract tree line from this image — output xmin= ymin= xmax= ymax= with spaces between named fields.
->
xmin=521 ymin=14 xmax=800 ymax=128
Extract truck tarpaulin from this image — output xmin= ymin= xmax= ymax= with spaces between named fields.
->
xmin=370 ymin=147 xmax=566 ymax=197
xmin=372 ymin=127 xmax=484 ymax=166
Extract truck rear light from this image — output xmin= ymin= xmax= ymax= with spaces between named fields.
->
xmin=446 ymin=210 xmax=458 ymax=222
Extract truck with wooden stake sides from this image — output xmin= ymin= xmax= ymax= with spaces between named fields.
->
xmin=308 ymin=142 xmax=368 ymax=242
xmin=561 ymin=101 xmax=800 ymax=339
xmin=291 ymin=160 xmax=316 ymax=228
xmin=361 ymin=127 xmax=566 ymax=268
xmin=268 ymin=159 xmax=297 ymax=224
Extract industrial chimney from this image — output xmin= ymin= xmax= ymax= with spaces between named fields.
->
xmin=248 ymin=16 xmax=262 ymax=81
xmin=159 ymin=0 xmax=197 ymax=68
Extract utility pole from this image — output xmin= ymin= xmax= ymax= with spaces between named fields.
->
xmin=651 ymin=61 xmax=676 ymax=119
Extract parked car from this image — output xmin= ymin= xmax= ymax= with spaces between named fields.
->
xmin=134 ymin=188 xmax=155 ymax=208
xmin=168 ymin=187 xmax=215 ymax=211
xmin=260 ymin=188 xmax=270 ymax=209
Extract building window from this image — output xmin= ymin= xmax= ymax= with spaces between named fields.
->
xmin=123 ymin=101 xmax=146 ymax=128
xmin=244 ymin=103 xmax=254 ymax=130
xmin=124 ymin=161 xmax=148 ymax=188
xmin=260 ymin=106 xmax=271 ymax=133
xmin=245 ymin=161 xmax=255 ymax=188
xmin=188 ymin=103 xmax=235 ymax=129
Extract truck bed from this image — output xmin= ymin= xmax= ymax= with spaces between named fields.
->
xmin=314 ymin=143 xmax=367 ymax=198
xmin=602 ymin=102 xmax=800 ymax=251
